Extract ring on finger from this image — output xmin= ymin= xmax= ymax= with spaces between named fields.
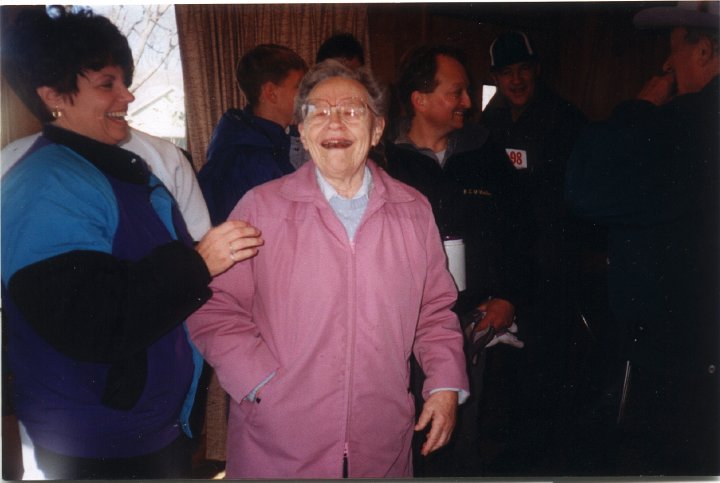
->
xmin=230 ymin=249 xmax=237 ymax=262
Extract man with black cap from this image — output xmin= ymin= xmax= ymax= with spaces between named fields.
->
xmin=482 ymin=31 xmax=589 ymax=474
xmin=566 ymin=1 xmax=719 ymax=475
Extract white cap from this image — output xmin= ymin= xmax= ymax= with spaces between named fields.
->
xmin=634 ymin=1 xmax=719 ymax=30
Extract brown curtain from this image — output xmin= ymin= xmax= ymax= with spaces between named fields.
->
xmin=175 ymin=3 xmax=369 ymax=172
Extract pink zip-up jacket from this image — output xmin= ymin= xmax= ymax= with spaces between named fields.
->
xmin=188 ymin=160 xmax=468 ymax=478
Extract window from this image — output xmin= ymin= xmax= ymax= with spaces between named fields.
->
xmin=89 ymin=5 xmax=187 ymax=148
xmin=481 ymin=85 xmax=496 ymax=111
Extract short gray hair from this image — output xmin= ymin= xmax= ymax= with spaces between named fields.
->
xmin=294 ymin=59 xmax=386 ymax=123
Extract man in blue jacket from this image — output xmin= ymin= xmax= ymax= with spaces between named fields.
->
xmin=566 ymin=2 xmax=719 ymax=475
xmin=199 ymin=44 xmax=307 ymax=225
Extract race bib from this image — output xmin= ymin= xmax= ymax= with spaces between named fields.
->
xmin=505 ymin=148 xmax=528 ymax=170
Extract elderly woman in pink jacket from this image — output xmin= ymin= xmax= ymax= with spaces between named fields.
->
xmin=187 ymin=59 xmax=469 ymax=478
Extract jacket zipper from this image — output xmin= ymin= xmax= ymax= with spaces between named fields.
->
xmin=343 ymin=236 xmax=358 ymax=478
xmin=343 ymin=442 xmax=349 ymax=478
xmin=341 ymin=197 xmax=377 ymax=478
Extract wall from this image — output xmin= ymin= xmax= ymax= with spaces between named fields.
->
xmin=0 ymin=3 xmax=670 ymax=148
xmin=367 ymin=4 xmax=498 ymax=120
xmin=367 ymin=3 xmax=668 ymax=122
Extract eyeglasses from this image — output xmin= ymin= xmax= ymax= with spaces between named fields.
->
xmin=301 ymin=97 xmax=373 ymax=124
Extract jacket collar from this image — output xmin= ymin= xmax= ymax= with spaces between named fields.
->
xmin=701 ymin=75 xmax=719 ymax=97
xmin=394 ymin=122 xmax=489 ymax=160
xmin=315 ymin=165 xmax=372 ymax=202
xmin=280 ymin=159 xmax=416 ymax=206
xmin=42 ymin=124 xmax=150 ymax=185
xmin=224 ymin=107 xmax=288 ymax=147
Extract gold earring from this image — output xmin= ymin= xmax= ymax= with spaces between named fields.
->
xmin=51 ymin=106 xmax=63 ymax=119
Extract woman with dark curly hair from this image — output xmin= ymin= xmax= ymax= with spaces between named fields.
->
xmin=1 ymin=7 xmax=262 ymax=479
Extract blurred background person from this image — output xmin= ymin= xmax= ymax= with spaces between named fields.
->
xmin=384 ymin=44 xmax=536 ymax=476
xmin=188 ymin=60 xmax=468 ymax=478
xmin=1 ymin=7 xmax=262 ymax=479
xmin=481 ymin=30 xmax=590 ymax=473
xmin=566 ymin=1 xmax=719 ymax=475
xmin=198 ymin=44 xmax=307 ymax=225
xmin=316 ymin=32 xmax=365 ymax=69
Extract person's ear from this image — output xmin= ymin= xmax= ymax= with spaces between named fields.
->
xmin=411 ymin=91 xmax=426 ymax=113
xmin=534 ymin=62 xmax=542 ymax=78
xmin=261 ymin=81 xmax=277 ymax=104
xmin=696 ymin=36 xmax=716 ymax=66
xmin=298 ymin=122 xmax=309 ymax=149
xmin=371 ymin=117 xmax=385 ymax=146
xmin=36 ymin=86 xmax=65 ymax=112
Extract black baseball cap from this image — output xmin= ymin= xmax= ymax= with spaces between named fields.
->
xmin=489 ymin=31 xmax=537 ymax=69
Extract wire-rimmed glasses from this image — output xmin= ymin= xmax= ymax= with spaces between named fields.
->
xmin=301 ymin=97 xmax=374 ymax=125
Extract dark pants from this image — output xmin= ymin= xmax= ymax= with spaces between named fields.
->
xmin=34 ymin=434 xmax=193 ymax=479
xmin=568 ymin=359 xmax=720 ymax=477
xmin=613 ymin=363 xmax=719 ymax=476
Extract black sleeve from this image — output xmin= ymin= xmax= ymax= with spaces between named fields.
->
xmin=564 ymin=100 xmax=665 ymax=225
xmin=7 ymin=241 xmax=212 ymax=363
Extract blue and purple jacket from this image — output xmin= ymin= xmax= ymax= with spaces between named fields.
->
xmin=1 ymin=124 xmax=211 ymax=458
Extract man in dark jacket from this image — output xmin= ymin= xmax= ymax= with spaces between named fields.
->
xmin=385 ymin=44 xmax=536 ymax=476
xmin=565 ymin=2 xmax=719 ymax=475
xmin=482 ymin=31 xmax=591 ymax=473
xmin=199 ymin=44 xmax=307 ymax=225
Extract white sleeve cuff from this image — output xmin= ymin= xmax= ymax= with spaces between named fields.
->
xmin=429 ymin=387 xmax=470 ymax=405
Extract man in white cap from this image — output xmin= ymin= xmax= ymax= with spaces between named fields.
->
xmin=566 ymin=1 xmax=719 ymax=475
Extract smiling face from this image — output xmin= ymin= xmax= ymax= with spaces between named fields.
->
xmin=299 ymin=76 xmax=384 ymax=190
xmin=41 ymin=65 xmax=135 ymax=145
xmin=414 ymin=54 xmax=472 ymax=135
xmin=492 ymin=61 xmax=539 ymax=110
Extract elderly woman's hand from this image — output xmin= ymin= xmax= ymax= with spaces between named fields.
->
xmin=196 ymin=220 xmax=263 ymax=277
xmin=414 ymin=390 xmax=458 ymax=456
